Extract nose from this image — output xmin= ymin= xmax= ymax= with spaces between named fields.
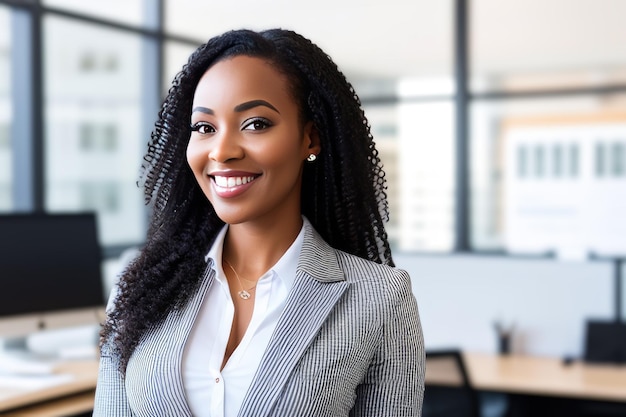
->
xmin=209 ymin=129 xmax=244 ymax=162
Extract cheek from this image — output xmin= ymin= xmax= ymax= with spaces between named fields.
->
xmin=186 ymin=141 xmax=204 ymax=173
xmin=257 ymin=133 xmax=307 ymax=170
xmin=262 ymin=146 xmax=303 ymax=175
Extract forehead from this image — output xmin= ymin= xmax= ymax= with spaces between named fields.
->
xmin=192 ymin=55 xmax=294 ymax=108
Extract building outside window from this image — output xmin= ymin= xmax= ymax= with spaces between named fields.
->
xmin=470 ymin=0 xmax=626 ymax=255
xmin=44 ymin=16 xmax=146 ymax=246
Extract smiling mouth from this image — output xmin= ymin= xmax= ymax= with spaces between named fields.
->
xmin=212 ymin=175 xmax=259 ymax=188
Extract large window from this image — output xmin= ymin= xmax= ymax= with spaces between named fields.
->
xmin=0 ymin=5 xmax=11 ymax=211
xmin=471 ymin=95 xmax=626 ymax=253
xmin=0 ymin=1 xmax=159 ymax=254
xmin=470 ymin=0 xmax=626 ymax=257
xmin=43 ymin=16 xmax=146 ymax=245
xmin=3 ymin=0 xmax=625 ymax=258
xmin=164 ymin=41 xmax=197 ymax=93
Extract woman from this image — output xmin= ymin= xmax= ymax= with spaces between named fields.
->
xmin=94 ymin=28 xmax=424 ymax=416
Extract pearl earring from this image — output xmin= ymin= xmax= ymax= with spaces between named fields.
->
xmin=307 ymin=154 xmax=317 ymax=162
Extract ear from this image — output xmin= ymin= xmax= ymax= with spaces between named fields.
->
xmin=302 ymin=121 xmax=321 ymax=160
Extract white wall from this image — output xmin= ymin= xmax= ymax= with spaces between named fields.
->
xmin=102 ymin=250 xmax=617 ymax=359
xmin=395 ymin=253 xmax=615 ymax=358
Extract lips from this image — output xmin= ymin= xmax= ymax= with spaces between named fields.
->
xmin=209 ymin=172 xmax=260 ymax=198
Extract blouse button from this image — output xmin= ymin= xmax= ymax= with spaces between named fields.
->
xmin=215 ymin=377 xmax=220 ymax=383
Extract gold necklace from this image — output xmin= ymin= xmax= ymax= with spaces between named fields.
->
xmin=224 ymin=259 xmax=256 ymax=300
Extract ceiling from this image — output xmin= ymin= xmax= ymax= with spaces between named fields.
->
xmin=163 ymin=0 xmax=626 ymax=83
xmin=166 ymin=0 xmax=452 ymax=80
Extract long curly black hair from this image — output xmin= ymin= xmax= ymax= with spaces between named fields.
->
xmin=101 ymin=28 xmax=393 ymax=372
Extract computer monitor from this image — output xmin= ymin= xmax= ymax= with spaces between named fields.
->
xmin=0 ymin=212 xmax=106 ymax=351
xmin=584 ymin=320 xmax=626 ymax=364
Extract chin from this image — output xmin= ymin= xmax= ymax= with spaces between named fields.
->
xmin=211 ymin=207 xmax=250 ymax=226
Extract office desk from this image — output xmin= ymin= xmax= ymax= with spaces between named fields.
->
xmin=426 ymin=352 xmax=626 ymax=416
xmin=462 ymin=352 xmax=626 ymax=402
xmin=0 ymin=359 xmax=98 ymax=416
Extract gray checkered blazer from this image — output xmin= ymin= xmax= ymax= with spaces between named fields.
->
xmin=93 ymin=219 xmax=425 ymax=416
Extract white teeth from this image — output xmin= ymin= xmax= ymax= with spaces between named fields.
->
xmin=214 ymin=176 xmax=255 ymax=188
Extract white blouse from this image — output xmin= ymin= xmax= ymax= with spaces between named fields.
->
xmin=182 ymin=223 xmax=304 ymax=417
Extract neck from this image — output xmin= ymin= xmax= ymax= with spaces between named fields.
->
xmin=223 ymin=216 xmax=303 ymax=279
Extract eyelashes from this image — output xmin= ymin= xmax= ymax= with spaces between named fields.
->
xmin=190 ymin=117 xmax=273 ymax=134
xmin=190 ymin=121 xmax=215 ymax=134
xmin=242 ymin=117 xmax=273 ymax=131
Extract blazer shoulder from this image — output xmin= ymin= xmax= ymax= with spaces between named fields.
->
xmin=334 ymin=250 xmax=412 ymax=297
xmin=300 ymin=220 xmax=413 ymax=299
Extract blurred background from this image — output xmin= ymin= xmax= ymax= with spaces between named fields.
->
xmin=0 ymin=0 xmax=625 ymax=415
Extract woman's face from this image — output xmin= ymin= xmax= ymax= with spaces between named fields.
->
xmin=187 ymin=55 xmax=319 ymax=227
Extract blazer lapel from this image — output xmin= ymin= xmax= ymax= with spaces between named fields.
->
xmin=238 ymin=220 xmax=349 ymax=416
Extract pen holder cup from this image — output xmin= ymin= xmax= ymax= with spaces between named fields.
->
xmin=498 ymin=333 xmax=511 ymax=355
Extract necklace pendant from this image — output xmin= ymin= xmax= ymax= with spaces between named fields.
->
xmin=238 ymin=290 xmax=251 ymax=300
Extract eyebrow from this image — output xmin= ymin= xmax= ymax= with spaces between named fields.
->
xmin=192 ymin=106 xmax=214 ymax=115
xmin=192 ymin=100 xmax=280 ymax=116
xmin=234 ymin=100 xmax=280 ymax=114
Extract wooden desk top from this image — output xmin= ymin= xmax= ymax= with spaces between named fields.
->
xmin=458 ymin=352 xmax=626 ymax=402
xmin=3 ymin=352 xmax=626 ymax=413
xmin=0 ymin=359 xmax=98 ymax=415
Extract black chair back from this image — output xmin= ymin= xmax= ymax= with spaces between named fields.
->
xmin=423 ymin=349 xmax=481 ymax=417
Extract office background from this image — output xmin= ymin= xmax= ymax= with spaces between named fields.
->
xmin=1 ymin=0 xmax=625 ymax=361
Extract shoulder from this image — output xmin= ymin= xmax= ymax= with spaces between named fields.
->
xmin=333 ymin=249 xmax=414 ymax=308
xmin=302 ymin=219 xmax=411 ymax=290
xmin=300 ymin=218 xmax=414 ymax=303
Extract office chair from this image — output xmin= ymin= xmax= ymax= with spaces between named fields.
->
xmin=423 ymin=349 xmax=481 ymax=417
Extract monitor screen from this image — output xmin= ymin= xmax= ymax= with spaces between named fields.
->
xmin=0 ymin=212 xmax=105 ymax=317
xmin=584 ymin=320 xmax=626 ymax=364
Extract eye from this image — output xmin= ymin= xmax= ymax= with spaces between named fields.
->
xmin=190 ymin=122 xmax=216 ymax=134
xmin=242 ymin=117 xmax=273 ymax=131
